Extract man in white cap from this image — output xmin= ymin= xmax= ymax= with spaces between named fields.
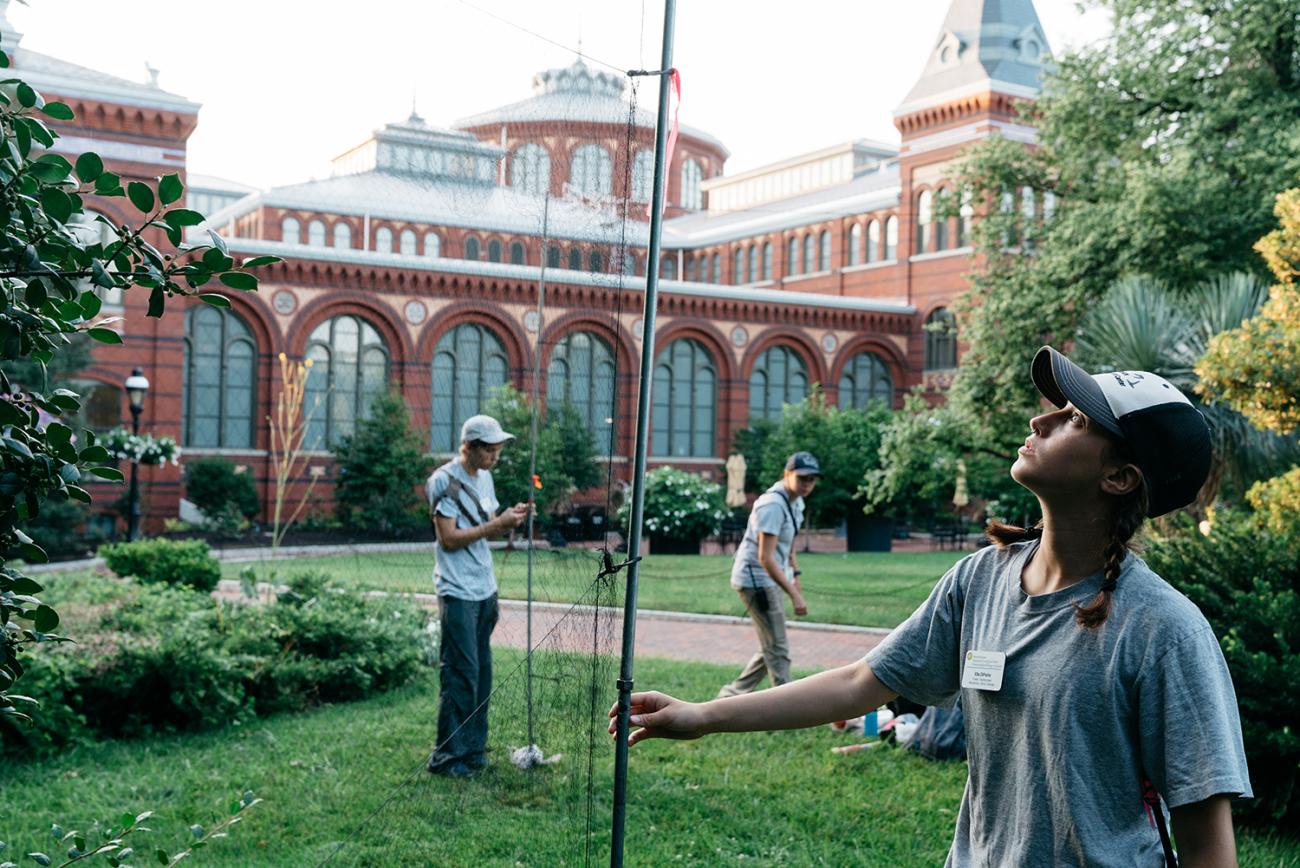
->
xmin=425 ymin=414 xmax=530 ymax=778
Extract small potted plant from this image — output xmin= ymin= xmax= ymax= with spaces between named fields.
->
xmin=617 ymin=466 xmax=728 ymax=555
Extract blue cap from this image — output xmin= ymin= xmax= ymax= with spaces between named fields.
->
xmin=785 ymin=452 xmax=822 ymax=477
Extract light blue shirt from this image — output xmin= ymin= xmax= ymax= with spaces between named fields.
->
xmin=427 ymin=459 xmax=499 ymax=601
xmin=730 ymin=481 xmax=804 ymax=589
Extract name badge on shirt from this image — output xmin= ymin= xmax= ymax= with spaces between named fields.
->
xmin=961 ymin=650 xmax=1006 ymax=691
xmin=479 ymin=495 xmax=494 ymax=514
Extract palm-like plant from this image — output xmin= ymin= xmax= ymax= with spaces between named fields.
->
xmin=1073 ymin=273 xmax=1299 ymax=506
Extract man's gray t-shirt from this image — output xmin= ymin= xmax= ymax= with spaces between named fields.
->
xmin=427 ymin=460 xmax=499 ymax=601
xmin=867 ymin=539 xmax=1251 ymax=867
xmin=731 ymin=481 xmax=803 ymax=589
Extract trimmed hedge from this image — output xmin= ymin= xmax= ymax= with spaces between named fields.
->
xmin=100 ymin=538 xmax=221 ymax=592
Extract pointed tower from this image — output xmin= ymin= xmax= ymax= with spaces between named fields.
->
xmin=893 ymin=0 xmax=1052 ymax=389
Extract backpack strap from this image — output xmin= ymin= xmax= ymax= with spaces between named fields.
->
xmin=1141 ymin=777 xmax=1179 ymax=867
xmin=431 ymin=469 xmax=492 ymax=529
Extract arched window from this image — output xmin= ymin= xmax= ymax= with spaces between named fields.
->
xmin=710 ymin=253 xmax=721 ymax=283
xmin=748 ymin=345 xmax=809 ymax=423
xmin=571 ymin=144 xmax=612 ymax=197
xmin=884 ymin=216 xmax=898 ymax=260
xmin=375 ymin=226 xmax=393 ymax=253
xmin=762 ymin=242 xmax=773 ymax=280
xmin=803 ymin=234 xmax=815 ymax=274
xmin=748 ymin=245 xmax=759 ymax=284
xmin=622 ymin=253 xmax=638 ymax=275
xmin=431 ymin=323 xmax=509 ymax=452
xmin=400 ymin=229 xmax=417 ymax=256
xmin=511 ymin=143 xmax=551 ymax=196
xmin=1021 ymin=186 xmax=1037 ymax=250
xmin=934 ymin=189 xmax=950 ymax=251
xmin=332 ymin=222 xmax=352 ymax=249
xmin=465 ymin=236 xmax=481 ymax=260
xmin=867 ymin=220 xmax=880 ymax=262
xmin=849 ymin=224 xmax=862 ymax=266
xmin=66 ymin=378 xmax=121 ymax=436
xmin=548 ymin=331 xmax=615 ymax=448
xmin=818 ymin=230 xmax=831 ymax=271
xmin=733 ymin=248 xmax=745 ymax=284
xmin=924 ymin=307 xmax=958 ymax=371
xmin=958 ymin=191 xmax=973 ymax=247
xmin=1043 ymin=190 xmax=1057 ymax=222
xmin=652 ymin=339 xmax=716 ymax=457
xmin=281 ymin=216 xmax=301 ymax=245
xmin=425 ymin=232 xmax=441 ymax=257
xmin=510 ymin=242 xmax=526 ymax=265
xmin=916 ymin=190 xmax=933 ymax=254
xmin=631 ymin=149 xmax=655 ymax=202
xmin=787 ymin=237 xmax=799 ymax=276
xmin=182 ymin=305 xmax=256 ymax=448
xmin=588 ymin=250 xmax=603 ymax=272
xmin=660 ymin=255 xmax=677 ymax=279
xmin=487 ymin=239 xmax=502 ymax=262
xmin=680 ymin=158 xmax=703 ymax=210
xmin=838 ymin=351 xmax=893 ymax=409
xmin=568 ymin=248 xmax=582 ymax=271
xmin=303 ymin=315 xmax=388 ymax=449
xmin=307 ymin=220 xmax=326 ymax=246
xmin=548 ymin=245 xmax=562 ymax=268
xmin=684 ymin=256 xmax=695 ymax=282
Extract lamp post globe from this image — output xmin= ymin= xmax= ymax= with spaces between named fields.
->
xmin=124 ymin=367 xmax=149 ymax=541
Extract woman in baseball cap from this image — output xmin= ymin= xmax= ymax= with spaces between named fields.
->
xmin=611 ymin=347 xmax=1251 ymax=866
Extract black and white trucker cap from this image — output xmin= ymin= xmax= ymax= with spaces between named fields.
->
xmin=1030 ymin=346 xmax=1212 ymax=517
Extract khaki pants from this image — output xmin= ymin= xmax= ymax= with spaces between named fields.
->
xmin=717 ymin=585 xmax=791 ymax=697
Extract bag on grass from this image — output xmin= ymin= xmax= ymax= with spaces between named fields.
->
xmin=907 ymin=698 xmax=966 ymax=761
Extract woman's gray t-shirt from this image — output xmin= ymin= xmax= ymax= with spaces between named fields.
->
xmin=426 ymin=460 xmax=499 ymax=601
xmin=866 ymin=539 xmax=1251 ymax=867
xmin=730 ymin=481 xmax=804 ymax=589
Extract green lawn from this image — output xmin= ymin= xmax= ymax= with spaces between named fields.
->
xmin=222 ymin=549 xmax=965 ymax=629
xmin=6 ymin=651 xmax=1297 ymax=866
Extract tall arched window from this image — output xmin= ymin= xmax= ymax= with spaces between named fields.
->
xmin=465 ymin=236 xmax=481 ymax=260
xmin=66 ymin=379 xmax=121 ymax=436
xmin=281 ymin=216 xmax=301 ymax=245
xmin=733 ymin=248 xmax=745 ymax=284
xmin=803 ymin=234 xmax=815 ymax=274
xmin=748 ymin=345 xmax=809 ymax=422
xmin=680 ymin=158 xmax=703 ymax=210
xmin=431 ymin=323 xmax=509 ymax=452
xmin=182 ymin=306 xmax=256 ymax=448
xmin=510 ymin=242 xmax=526 ymax=264
xmin=569 ymin=248 xmax=582 ymax=271
xmin=487 ymin=239 xmax=502 ymax=262
xmin=924 ymin=307 xmax=958 ymax=371
xmin=684 ymin=256 xmax=696 ymax=282
xmin=934 ymin=189 xmax=950 ymax=251
xmin=511 ymin=143 xmax=551 ymax=196
xmin=660 ymin=255 xmax=677 ymax=279
xmin=710 ymin=253 xmax=721 ymax=283
xmin=622 ymin=253 xmax=638 ymax=275
xmin=631 ymin=149 xmax=655 ymax=202
xmin=884 ymin=216 xmax=898 ymax=260
xmin=307 ymin=220 xmax=326 ymax=246
xmin=838 ymin=351 xmax=893 ymax=409
xmin=332 ymin=222 xmax=352 ymax=249
xmin=425 ymin=232 xmax=441 ymax=257
xmin=916 ymin=190 xmax=933 ymax=254
xmin=375 ymin=227 xmax=393 ymax=253
xmin=588 ymin=250 xmax=603 ymax=272
xmin=400 ymin=229 xmax=417 ymax=256
xmin=548 ymin=331 xmax=615 ymax=448
xmin=303 ymin=315 xmax=389 ymax=449
xmin=786 ymin=237 xmax=799 ymax=276
xmin=548 ymin=245 xmax=562 ymax=268
xmin=571 ymin=144 xmax=612 ymax=197
xmin=652 ymin=339 xmax=716 ymax=457
xmin=867 ymin=220 xmax=880 ymax=262
xmin=762 ymin=242 xmax=773 ymax=280
xmin=849 ymin=224 xmax=862 ymax=266
xmin=958 ymin=190 xmax=973 ymax=247
xmin=1021 ymin=186 xmax=1038 ymax=250
xmin=748 ymin=245 xmax=759 ymax=284
xmin=818 ymin=230 xmax=831 ymax=271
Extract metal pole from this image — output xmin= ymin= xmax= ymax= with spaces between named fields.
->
xmin=611 ymin=1 xmax=675 ymax=863
xmin=127 ymin=407 xmax=141 ymax=541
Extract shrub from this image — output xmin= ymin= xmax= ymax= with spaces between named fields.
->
xmin=184 ymin=456 xmax=260 ymax=521
xmin=100 ymin=538 xmax=222 ymax=592
xmin=7 ymin=497 xmax=107 ymax=560
xmin=1144 ymin=510 xmax=1300 ymax=830
xmin=333 ymin=390 xmax=429 ymax=536
xmin=617 ymin=467 xmax=727 ymax=542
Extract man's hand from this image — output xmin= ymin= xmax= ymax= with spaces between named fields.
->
xmin=608 ymin=691 xmax=708 ymax=746
xmin=498 ymin=502 xmax=531 ymax=530
xmin=791 ymin=590 xmax=808 ymax=617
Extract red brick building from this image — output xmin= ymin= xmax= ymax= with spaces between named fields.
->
xmin=15 ymin=0 xmax=1053 ymax=533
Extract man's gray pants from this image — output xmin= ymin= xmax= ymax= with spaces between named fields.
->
xmin=429 ymin=593 xmax=499 ymax=769
xmin=717 ymin=585 xmax=791 ymax=697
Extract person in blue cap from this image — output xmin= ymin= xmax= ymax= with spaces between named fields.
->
xmin=614 ymin=347 xmax=1251 ymax=866
xmin=716 ymin=451 xmax=820 ymax=698
xmin=425 ymin=414 xmax=530 ymax=779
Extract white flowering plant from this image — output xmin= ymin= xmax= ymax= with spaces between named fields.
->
xmin=617 ymin=466 xmax=728 ymax=542
xmin=100 ymin=426 xmax=181 ymax=466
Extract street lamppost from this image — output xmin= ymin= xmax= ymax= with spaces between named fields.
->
xmin=124 ymin=367 xmax=149 ymax=541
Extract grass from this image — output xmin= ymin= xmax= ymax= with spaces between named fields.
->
xmin=6 ymin=651 xmax=1297 ymax=866
xmin=220 ymin=549 xmax=966 ymax=629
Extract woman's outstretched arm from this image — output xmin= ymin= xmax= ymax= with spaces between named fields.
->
xmin=609 ymin=658 xmax=896 ymax=746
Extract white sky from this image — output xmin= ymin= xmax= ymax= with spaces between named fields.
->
xmin=10 ymin=0 xmax=1109 ymax=190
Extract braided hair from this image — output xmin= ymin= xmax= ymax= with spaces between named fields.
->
xmin=986 ymin=435 xmax=1149 ymax=630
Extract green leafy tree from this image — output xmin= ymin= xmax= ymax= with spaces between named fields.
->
xmin=0 ymin=55 xmax=278 ymax=721
xmin=950 ymin=0 xmax=1300 ymax=453
xmin=333 ymin=390 xmax=428 ymax=535
xmin=730 ymin=416 xmax=777 ymax=494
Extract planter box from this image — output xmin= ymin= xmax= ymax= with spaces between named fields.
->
xmin=846 ymin=513 xmax=893 ymax=553
xmin=648 ymin=534 xmax=702 ymax=555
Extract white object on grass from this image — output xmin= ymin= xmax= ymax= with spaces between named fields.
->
xmin=511 ymin=744 xmax=563 ymax=769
